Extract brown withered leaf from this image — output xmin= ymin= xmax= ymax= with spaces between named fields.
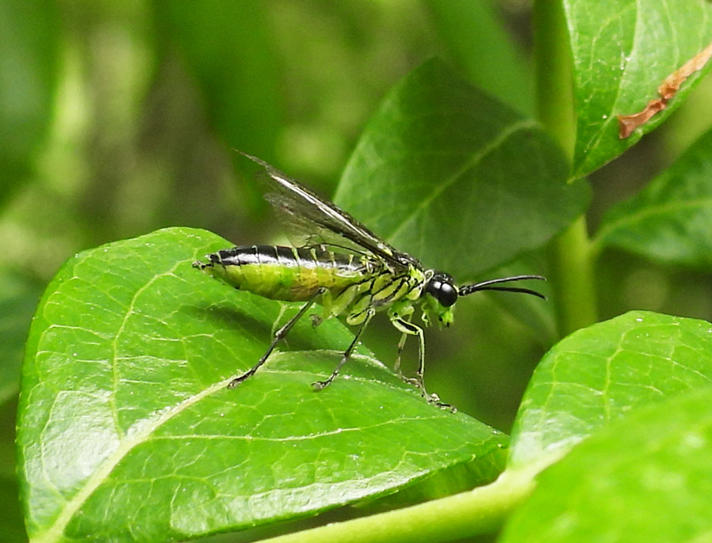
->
xmin=618 ymin=42 xmax=712 ymax=138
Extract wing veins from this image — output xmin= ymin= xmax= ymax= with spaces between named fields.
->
xmin=238 ymin=150 xmax=415 ymax=270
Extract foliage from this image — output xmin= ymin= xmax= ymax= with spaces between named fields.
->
xmin=3 ymin=1 xmax=712 ymax=542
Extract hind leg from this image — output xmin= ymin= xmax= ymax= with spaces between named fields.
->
xmin=228 ymin=288 xmax=325 ymax=388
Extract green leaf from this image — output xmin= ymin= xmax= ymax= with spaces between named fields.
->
xmin=0 ymin=271 xmax=41 ymax=404
xmin=595 ymin=126 xmax=712 ymax=268
xmin=18 ymin=227 xmax=507 ymax=542
xmin=153 ymin=0 xmax=282 ymax=158
xmin=424 ymin=0 xmax=534 ymax=114
xmin=509 ymin=311 xmax=712 ymax=468
xmin=564 ymin=0 xmax=712 ymax=176
xmin=335 ymin=59 xmax=590 ymax=281
xmin=0 ymin=0 xmax=59 ymax=208
xmin=501 ymin=386 xmax=712 ymax=542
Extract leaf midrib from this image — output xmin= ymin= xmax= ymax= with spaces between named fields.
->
xmin=33 ymin=372 xmax=236 ymax=543
xmin=33 ymin=342 xmax=421 ymax=542
xmin=385 ymin=119 xmax=539 ymax=243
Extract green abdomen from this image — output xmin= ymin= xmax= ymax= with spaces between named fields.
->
xmin=202 ymin=245 xmax=374 ymax=301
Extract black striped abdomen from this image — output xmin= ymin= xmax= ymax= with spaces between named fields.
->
xmin=201 ymin=245 xmax=376 ymax=301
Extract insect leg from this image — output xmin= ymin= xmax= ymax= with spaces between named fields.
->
xmin=391 ymin=317 xmax=426 ymax=392
xmin=312 ymin=308 xmax=375 ymax=391
xmin=227 ymin=287 xmax=326 ymax=389
xmin=387 ymin=300 xmax=415 ymax=375
xmin=391 ymin=316 xmax=449 ymax=408
xmin=393 ymin=314 xmax=411 ymax=376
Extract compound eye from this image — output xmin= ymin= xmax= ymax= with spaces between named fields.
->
xmin=437 ymin=282 xmax=458 ymax=307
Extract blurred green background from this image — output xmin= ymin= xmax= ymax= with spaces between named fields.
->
xmin=3 ymin=0 xmax=712 ymax=489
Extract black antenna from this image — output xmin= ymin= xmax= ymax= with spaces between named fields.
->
xmin=458 ymin=275 xmax=547 ymax=299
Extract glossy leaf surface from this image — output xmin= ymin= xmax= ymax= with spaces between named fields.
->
xmin=501 ymin=387 xmax=712 ymax=542
xmin=334 ymin=59 xmax=590 ymax=281
xmin=18 ymin=227 xmax=507 ymax=542
xmin=564 ymin=0 xmax=712 ymax=176
xmin=509 ymin=311 xmax=712 ymax=467
xmin=595 ymin=126 xmax=712 ymax=268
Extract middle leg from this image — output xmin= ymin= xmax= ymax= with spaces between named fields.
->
xmin=312 ymin=308 xmax=375 ymax=391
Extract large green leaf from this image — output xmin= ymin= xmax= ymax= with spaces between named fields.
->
xmin=18 ymin=227 xmax=507 ymax=542
xmin=509 ymin=311 xmax=712 ymax=467
xmin=0 ymin=0 xmax=59 ymax=208
xmin=564 ymin=0 xmax=712 ymax=176
xmin=334 ymin=59 xmax=590 ymax=281
xmin=595 ymin=126 xmax=712 ymax=268
xmin=501 ymin=386 xmax=712 ymax=542
xmin=0 ymin=271 xmax=42 ymax=404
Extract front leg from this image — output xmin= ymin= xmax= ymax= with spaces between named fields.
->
xmin=388 ymin=302 xmax=414 ymax=375
xmin=390 ymin=314 xmax=449 ymax=408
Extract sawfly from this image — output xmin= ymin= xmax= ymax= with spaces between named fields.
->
xmin=194 ymin=152 xmax=545 ymax=405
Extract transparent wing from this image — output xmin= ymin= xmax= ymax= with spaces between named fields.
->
xmin=239 ymin=151 xmax=415 ymax=270
xmin=263 ymin=192 xmax=370 ymax=256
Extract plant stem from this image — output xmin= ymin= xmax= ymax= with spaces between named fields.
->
xmin=260 ymin=467 xmax=537 ymax=543
xmin=551 ymin=218 xmax=597 ymax=334
xmin=533 ymin=0 xmax=597 ymax=335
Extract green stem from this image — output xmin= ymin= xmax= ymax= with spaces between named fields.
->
xmin=534 ymin=0 xmax=597 ymax=335
xmin=552 ymin=217 xmax=597 ymax=334
xmin=260 ymin=468 xmax=537 ymax=543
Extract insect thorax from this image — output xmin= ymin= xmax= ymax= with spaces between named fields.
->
xmin=327 ymin=264 xmax=426 ymax=326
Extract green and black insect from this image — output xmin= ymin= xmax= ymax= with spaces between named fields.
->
xmin=194 ymin=152 xmax=545 ymax=404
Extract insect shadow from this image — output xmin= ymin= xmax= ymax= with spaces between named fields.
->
xmin=185 ymin=300 xmax=356 ymax=368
